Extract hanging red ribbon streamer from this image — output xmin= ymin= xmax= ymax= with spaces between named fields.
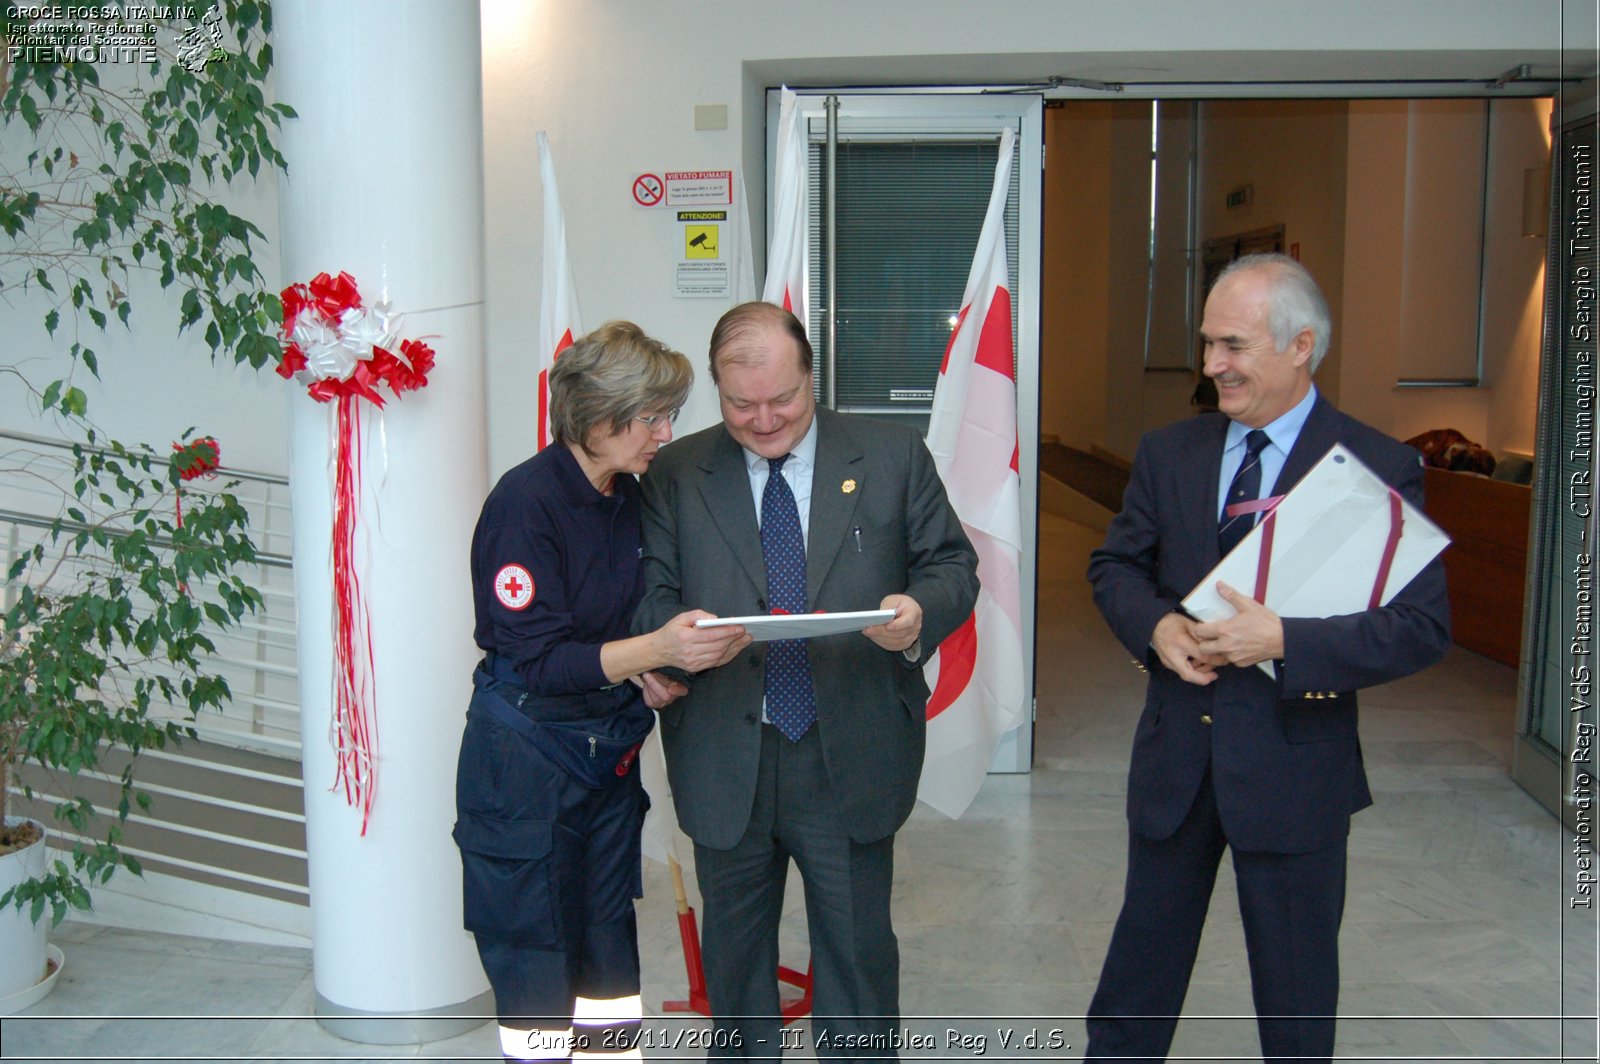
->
xmin=329 ymin=395 xmax=378 ymax=833
xmin=275 ymin=271 xmax=436 ymax=836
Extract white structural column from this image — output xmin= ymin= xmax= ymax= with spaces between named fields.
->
xmin=274 ymin=1 xmax=491 ymax=1042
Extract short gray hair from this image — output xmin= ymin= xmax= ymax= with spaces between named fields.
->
xmin=1217 ymin=253 xmax=1333 ymax=372
xmin=548 ymin=321 xmax=693 ymax=453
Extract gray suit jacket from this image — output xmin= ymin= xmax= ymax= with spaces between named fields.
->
xmin=635 ymin=408 xmax=979 ymax=848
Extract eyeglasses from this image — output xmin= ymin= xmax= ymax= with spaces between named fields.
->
xmin=634 ymin=408 xmax=681 ymax=429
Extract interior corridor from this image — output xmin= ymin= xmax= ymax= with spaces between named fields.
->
xmin=2 ymin=512 xmax=1586 ymax=1063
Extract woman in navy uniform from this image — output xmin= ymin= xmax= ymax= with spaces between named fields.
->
xmin=456 ymin=322 xmax=749 ymax=1062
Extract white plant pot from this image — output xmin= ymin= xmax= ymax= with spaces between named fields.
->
xmin=0 ymin=817 xmax=53 ymax=1005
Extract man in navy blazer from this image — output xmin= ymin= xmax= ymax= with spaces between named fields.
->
xmin=636 ymin=302 xmax=977 ymax=1059
xmin=1083 ymin=254 xmax=1451 ymax=1063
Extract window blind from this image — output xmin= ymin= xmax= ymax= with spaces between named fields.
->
xmin=806 ymin=138 xmax=1020 ymax=421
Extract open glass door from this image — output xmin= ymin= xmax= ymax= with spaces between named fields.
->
xmin=767 ymin=90 xmax=1042 ymax=774
xmin=1514 ymin=94 xmax=1599 ymax=827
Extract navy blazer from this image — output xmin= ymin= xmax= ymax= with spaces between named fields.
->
xmin=1088 ymin=396 xmax=1451 ymax=853
xmin=635 ymin=408 xmax=979 ymax=849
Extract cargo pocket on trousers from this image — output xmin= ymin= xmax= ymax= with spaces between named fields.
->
xmin=453 ymin=810 xmax=559 ymax=945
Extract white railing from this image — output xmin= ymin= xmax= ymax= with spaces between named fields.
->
xmin=0 ymin=428 xmax=301 ymax=756
xmin=0 ymin=428 xmax=307 ymax=909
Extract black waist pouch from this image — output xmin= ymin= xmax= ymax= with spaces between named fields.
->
xmin=473 ymin=662 xmax=652 ymax=788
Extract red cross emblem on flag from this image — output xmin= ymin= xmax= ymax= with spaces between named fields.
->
xmin=494 ymin=564 xmax=535 ymax=610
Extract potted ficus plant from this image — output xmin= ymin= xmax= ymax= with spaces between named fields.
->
xmin=0 ymin=1 xmax=291 ymax=1006
xmin=0 ymin=432 xmax=262 ymax=1006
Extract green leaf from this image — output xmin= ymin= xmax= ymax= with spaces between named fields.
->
xmin=173 ymin=119 xmax=199 ymax=158
xmin=0 ymin=0 xmax=285 ymax=923
xmin=180 ymin=289 xmax=201 ymax=328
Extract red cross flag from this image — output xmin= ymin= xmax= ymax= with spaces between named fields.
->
xmin=760 ymin=88 xmax=808 ymax=324
xmin=920 ymin=126 xmax=1027 ymax=820
xmin=536 ymin=131 xmax=583 ymax=452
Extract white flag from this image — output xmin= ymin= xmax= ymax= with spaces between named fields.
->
xmin=731 ymin=166 xmax=759 ymax=305
xmin=761 ymin=88 xmax=808 ymax=325
xmin=536 ymin=131 xmax=582 ymax=452
xmin=919 ymin=127 xmax=1027 ymax=820
xmin=638 ymin=729 xmax=681 ymax=865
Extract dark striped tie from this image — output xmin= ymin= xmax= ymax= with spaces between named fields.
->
xmin=760 ymin=455 xmax=816 ymax=741
xmin=1218 ymin=429 xmax=1271 ymax=557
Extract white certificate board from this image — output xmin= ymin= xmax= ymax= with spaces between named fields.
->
xmin=694 ymin=609 xmax=896 ymax=642
xmin=1181 ymin=443 xmax=1450 ymax=676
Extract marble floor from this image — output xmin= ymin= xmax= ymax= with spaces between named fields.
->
xmin=2 ymin=512 xmax=1594 ymax=1062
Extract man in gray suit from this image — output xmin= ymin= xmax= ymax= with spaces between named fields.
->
xmin=636 ymin=302 xmax=978 ymax=1059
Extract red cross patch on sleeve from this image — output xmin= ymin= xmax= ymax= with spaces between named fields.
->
xmin=494 ymin=564 xmax=535 ymax=610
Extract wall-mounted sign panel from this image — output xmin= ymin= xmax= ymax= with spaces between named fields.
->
xmin=675 ymin=209 xmax=730 ymax=298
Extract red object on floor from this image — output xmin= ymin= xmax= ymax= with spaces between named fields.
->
xmin=777 ymin=961 xmax=813 ymax=1023
xmin=661 ymin=904 xmax=813 ymax=1025
xmin=662 ymin=906 xmax=710 ymax=1016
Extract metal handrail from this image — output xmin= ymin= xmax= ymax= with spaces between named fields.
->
xmin=1 ymin=425 xmax=310 ymax=908
xmin=0 ymin=507 xmax=294 ymax=568
xmin=0 ymin=427 xmax=290 ymax=488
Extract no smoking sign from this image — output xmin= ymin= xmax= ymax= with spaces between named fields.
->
xmin=631 ymin=170 xmax=733 ymax=208
xmin=632 ymin=173 xmax=664 ymax=207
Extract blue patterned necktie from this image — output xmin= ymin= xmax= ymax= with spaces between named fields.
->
xmin=1218 ymin=429 xmax=1271 ymax=557
xmin=760 ymin=454 xmax=816 ymax=742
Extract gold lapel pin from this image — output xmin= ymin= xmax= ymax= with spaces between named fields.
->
xmin=841 ymin=479 xmax=857 ymax=494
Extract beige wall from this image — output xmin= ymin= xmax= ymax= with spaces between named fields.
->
xmin=1040 ymin=103 xmax=1110 ymax=453
xmin=1342 ymin=99 xmax=1494 ymax=440
xmin=406 ymin=0 xmax=1590 ymax=475
xmin=1341 ymin=101 xmax=1415 ymax=436
xmin=2 ymin=2 xmax=1576 ymax=479
xmin=1343 ymin=98 xmax=1551 ymax=455
xmin=1040 ymin=102 xmax=1203 ymax=463
xmin=1041 ymin=96 xmax=1551 ymax=465
xmin=1197 ymin=99 xmax=1350 ymax=408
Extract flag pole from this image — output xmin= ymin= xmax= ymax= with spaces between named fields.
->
xmin=659 ymin=853 xmax=812 ymax=1021
xmin=661 ymin=855 xmax=711 ymax=1016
